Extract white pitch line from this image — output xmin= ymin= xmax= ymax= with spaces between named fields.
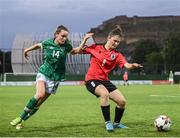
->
xmin=150 ymin=95 xmax=180 ymax=98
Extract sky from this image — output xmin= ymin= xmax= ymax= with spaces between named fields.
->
xmin=0 ymin=0 xmax=180 ymax=50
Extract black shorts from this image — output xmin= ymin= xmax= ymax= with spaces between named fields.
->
xmin=85 ymin=80 xmax=117 ymax=97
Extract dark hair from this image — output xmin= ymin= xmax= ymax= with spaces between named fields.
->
xmin=108 ymin=25 xmax=124 ymax=38
xmin=54 ymin=25 xmax=69 ymax=37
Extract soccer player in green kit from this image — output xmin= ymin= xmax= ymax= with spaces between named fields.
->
xmin=10 ymin=25 xmax=82 ymax=130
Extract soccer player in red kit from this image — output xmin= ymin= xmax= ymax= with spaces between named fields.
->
xmin=78 ymin=26 xmax=143 ymax=132
xmin=123 ymin=71 xmax=129 ymax=86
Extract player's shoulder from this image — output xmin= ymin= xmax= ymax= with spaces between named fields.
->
xmin=87 ymin=43 xmax=104 ymax=49
xmin=95 ymin=43 xmax=104 ymax=47
xmin=114 ymin=51 xmax=125 ymax=58
xmin=42 ymin=38 xmax=54 ymax=45
xmin=64 ymin=40 xmax=73 ymax=52
xmin=65 ymin=40 xmax=72 ymax=47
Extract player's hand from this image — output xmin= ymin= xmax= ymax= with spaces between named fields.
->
xmin=84 ymin=33 xmax=94 ymax=40
xmin=24 ymin=49 xmax=30 ymax=61
xmin=132 ymin=63 xmax=143 ymax=68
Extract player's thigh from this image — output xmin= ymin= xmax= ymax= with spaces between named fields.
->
xmin=109 ymin=89 xmax=126 ymax=106
xmin=35 ymin=80 xmax=46 ymax=98
xmin=95 ymin=84 xmax=109 ymax=97
xmin=36 ymin=92 xmax=50 ymax=107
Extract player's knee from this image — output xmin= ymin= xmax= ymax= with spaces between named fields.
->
xmin=122 ymin=99 xmax=127 ymax=106
xmin=118 ymin=99 xmax=127 ymax=108
xmin=100 ymin=92 xmax=109 ymax=100
xmin=35 ymin=92 xmax=45 ymax=100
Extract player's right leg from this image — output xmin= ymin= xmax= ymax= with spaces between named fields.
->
xmin=10 ymin=117 xmax=22 ymax=126
xmin=10 ymin=80 xmax=46 ymax=129
xmin=15 ymin=86 xmax=51 ymax=130
xmin=23 ymin=92 xmax=50 ymax=121
xmin=10 ymin=96 xmax=38 ymax=126
xmin=95 ymin=85 xmax=114 ymax=132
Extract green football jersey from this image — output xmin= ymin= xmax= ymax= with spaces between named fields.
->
xmin=38 ymin=39 xmax=72 ymax=81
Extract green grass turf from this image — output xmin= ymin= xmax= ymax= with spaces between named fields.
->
xmin=0 ymin=85 xmax=180 ymax=137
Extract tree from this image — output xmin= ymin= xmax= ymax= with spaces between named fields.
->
xmin=132 ymin=39 xmax=160 ymax=63
xmin=164 ymin=32 xmax=180 ymax=72
xmin=0 ymin=50 xmax=13 ymax=74
xmin=0 ymin=50 xmax=3 ymax=74
xmin=146 ymin=52 xmax=164 ymax=74
xmin=132 ymin=39 xmax=163 ymax=74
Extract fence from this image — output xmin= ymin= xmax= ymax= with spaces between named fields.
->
xmin=0 ymin=31 xmax=180 ymax=83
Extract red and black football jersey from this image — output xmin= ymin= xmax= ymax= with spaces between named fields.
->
xmin=83 ymin=44 xmax=127 ymax=81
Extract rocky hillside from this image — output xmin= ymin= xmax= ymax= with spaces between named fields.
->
xmin=90 ymin=15 xmax=180 ymax=60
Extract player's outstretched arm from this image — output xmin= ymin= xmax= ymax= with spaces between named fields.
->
xmin=70 ymin=33 xmax=94 ymax=54
xmin=124 ymin=63 xmax=143 ymax=69
xmin=24 ymin=43 xmax=42 ymax=60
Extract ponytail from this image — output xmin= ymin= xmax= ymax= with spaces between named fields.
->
xmin=108 ymin=25 xmax=124 ymax=37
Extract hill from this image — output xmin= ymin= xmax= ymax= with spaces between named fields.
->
xmin=90 ymin=15 xmax=180 ymax=60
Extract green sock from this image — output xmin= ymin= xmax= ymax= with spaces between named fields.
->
xmin=23 ymin=107 xmax=39 ymax=121
xmin=20 ymin=97 xmax=38 ymax=120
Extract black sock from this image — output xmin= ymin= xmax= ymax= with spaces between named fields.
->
xmin=114 ymin=107 xmax=125 ymax=124
xmin=101 ymin=105 xmax=110 ymax=122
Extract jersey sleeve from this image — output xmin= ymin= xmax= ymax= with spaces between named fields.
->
xmin=117 ymin=53 xmax=127 ymax=69
xmin=83 ymin=44 xmax=97 ymax=54
xmin=41 ymin=39 xmax=52 ymax=49
xmin=65 ymin=40 xmax=73 ymax=53
xmin=41 ymin=39 xmax=48 ymax=48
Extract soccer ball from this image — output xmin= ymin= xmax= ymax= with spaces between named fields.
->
xmin=154 ymin=115 xmax=171 ymax=131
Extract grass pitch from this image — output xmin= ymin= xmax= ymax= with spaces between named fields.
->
xmin=0 ymin=85 xmax=180 ymax=137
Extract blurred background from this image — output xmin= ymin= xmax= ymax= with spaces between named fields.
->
xmin=0 ymin=0 xmax=180 ymax=83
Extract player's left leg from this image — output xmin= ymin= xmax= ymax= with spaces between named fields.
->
xmin=23 ymin=80 xmax=59 ymax=122
xmin=10 ymin=80 xmax=46 ymax=129
xmin=123 ymin=81 xmax=126 ymax=86
xmin=10 ymin=96 xmax=38 ymax=127
xmin=20 ymin=80 xmax=46 ymax=121
xmin=23 ymin=92 xmax=50 ymax=121
xmin=15 ymin=98 xmax=48 ymax=130
xmin=14 ymin=92 xmax=51 ymax=130
xmin=127 ymin=80 xmax=129 ymax=86
xmin=109 ymin=89 xmax=128 ymax=128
